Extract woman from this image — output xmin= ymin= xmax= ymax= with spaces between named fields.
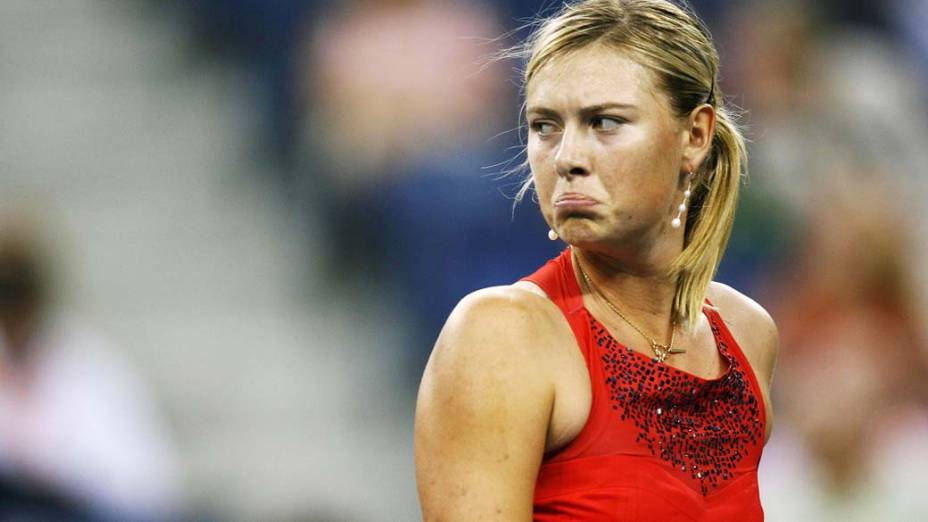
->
xmin=415 ymin=1 xmax=778 ymax=520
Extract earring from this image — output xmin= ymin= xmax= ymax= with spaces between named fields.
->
xmin=548 ymin=229 xmax=559 ymax=241
xmin=671 ymin=173 xmax=694 ymax=229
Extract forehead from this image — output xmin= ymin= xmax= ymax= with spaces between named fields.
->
xmin=526 ymin=44 xmax=664 ymax=111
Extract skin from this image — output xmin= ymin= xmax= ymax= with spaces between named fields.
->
xmin=415 ymin=44 xmax=779 ymax=522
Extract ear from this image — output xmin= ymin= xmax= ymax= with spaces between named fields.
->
xmin=680 ymin=104 xmax=716 ymax=177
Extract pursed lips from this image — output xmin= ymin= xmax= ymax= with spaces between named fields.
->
xmin=554 ymin=193 xmax=599 ymax=208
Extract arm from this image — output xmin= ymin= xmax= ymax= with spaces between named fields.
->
xmin=415 ymin=288 xmax=557 ymax=521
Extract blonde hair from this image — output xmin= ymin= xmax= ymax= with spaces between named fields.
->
xmin=514 ymin=0 xmax=746 ymax=330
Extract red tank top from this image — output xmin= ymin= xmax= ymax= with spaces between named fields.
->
xmin=521 ymin=248 xmax=766 ymax=521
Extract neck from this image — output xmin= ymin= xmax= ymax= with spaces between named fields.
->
xmin=572 ymin=245 xmax=678 ymax=341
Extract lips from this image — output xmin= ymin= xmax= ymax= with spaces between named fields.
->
xmin=554 ymin=193 xmax=599 ymax=208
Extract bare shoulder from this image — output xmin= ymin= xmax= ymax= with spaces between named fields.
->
xmin=706 ymin=281 xmax=776 ymax=333
xmin=443 ymin=284 xmax=565 ymax=345
xmin=706 ymin=281 xmax=779 ymax=387
xmin=414 ymin=285 xmax=563 ymax=520
xmin=424 ymin=284 xmax=568 ymax=375
xmin=417 ymin=284 xmax=566 ymax=429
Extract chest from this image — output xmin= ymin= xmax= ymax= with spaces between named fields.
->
xmin=545 ymin=312 xmax=762 ymax=458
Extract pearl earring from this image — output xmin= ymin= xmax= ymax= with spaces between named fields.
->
xmin=548 ymin=229 xmax=559 ymax=241
xmin=671 ymin=173 xmax=694 ymax=229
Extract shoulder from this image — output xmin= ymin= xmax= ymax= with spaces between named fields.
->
xmin=415 ymin=285 xmax=562 ymax=518
xmin=417 ymin=283 xmax=571 ymax=419
xmin=445 ymin=281 xmax=568 ymax=340
xmin=706 ymin=281 xmax=779 ymax=386
xmin=427 ymin=284 xmax=566 ymax=377
xmin=706 ymin=281 xmax=776 ymax=333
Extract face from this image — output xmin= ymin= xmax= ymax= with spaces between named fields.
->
xmin=526 ymin=44 xmax=697 ymax=255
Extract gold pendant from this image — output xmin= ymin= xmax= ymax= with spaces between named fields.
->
xmin=652 ymin=343 xmax=686 ymax=363
xmin=652 ymin=344 xmax=669 ymax=363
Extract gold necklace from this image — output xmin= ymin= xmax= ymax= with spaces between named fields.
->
xmin=573 ymin=249 xmax=685 ymax=363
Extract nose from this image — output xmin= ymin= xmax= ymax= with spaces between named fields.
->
xmin=554 ymin=126 xmax=592 ymax=178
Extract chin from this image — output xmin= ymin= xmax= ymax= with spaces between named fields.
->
xmin=557 ymin=219 xmax=604 ymax=245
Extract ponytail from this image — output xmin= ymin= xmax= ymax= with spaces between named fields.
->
xmin=670 ymin=106 xmax=746 ymax=330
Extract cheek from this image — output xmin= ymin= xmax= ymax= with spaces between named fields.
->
xmin=527 ymin=143 xmax=553 ymax=193
xmin=526 ymin=149 xmax=556 ymax=222
xmin=620 ymin=127 xmax=680 ymax=188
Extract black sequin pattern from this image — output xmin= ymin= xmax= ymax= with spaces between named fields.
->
xmin=592 ymin=315 xmax=763 ymax=495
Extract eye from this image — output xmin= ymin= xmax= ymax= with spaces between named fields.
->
xmin=592 ymin=116 xmax=625 ymax=131
xmin=530 ymin=121 xmax=558 ymax=137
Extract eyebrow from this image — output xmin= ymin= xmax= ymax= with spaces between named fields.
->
xmin=526 ymin=102 xmax=638 ymax=118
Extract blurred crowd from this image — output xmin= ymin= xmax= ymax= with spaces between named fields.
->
xmin=0 ymin=216 xmax=180 ymax=519
xmin=1 ymin=0 xmax=926 ymax=520
xmin=713 ymin=2 xmax=928 ymax=520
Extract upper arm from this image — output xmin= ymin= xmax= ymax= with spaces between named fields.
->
xmin=415 ymin=287 xmax=556 ymax=521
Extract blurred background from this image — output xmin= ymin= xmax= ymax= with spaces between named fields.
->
xmin=0 ymin=0 xmax=925 ymax=520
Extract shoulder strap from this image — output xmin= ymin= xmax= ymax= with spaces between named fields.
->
xmin=702 ymin=301 xmax=765 ymax=386
xmin=519 ymin=248 xmax=584 ymax=318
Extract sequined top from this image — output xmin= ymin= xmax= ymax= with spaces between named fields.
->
xmin=521 ymin=248 xmax=766 ymax=522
